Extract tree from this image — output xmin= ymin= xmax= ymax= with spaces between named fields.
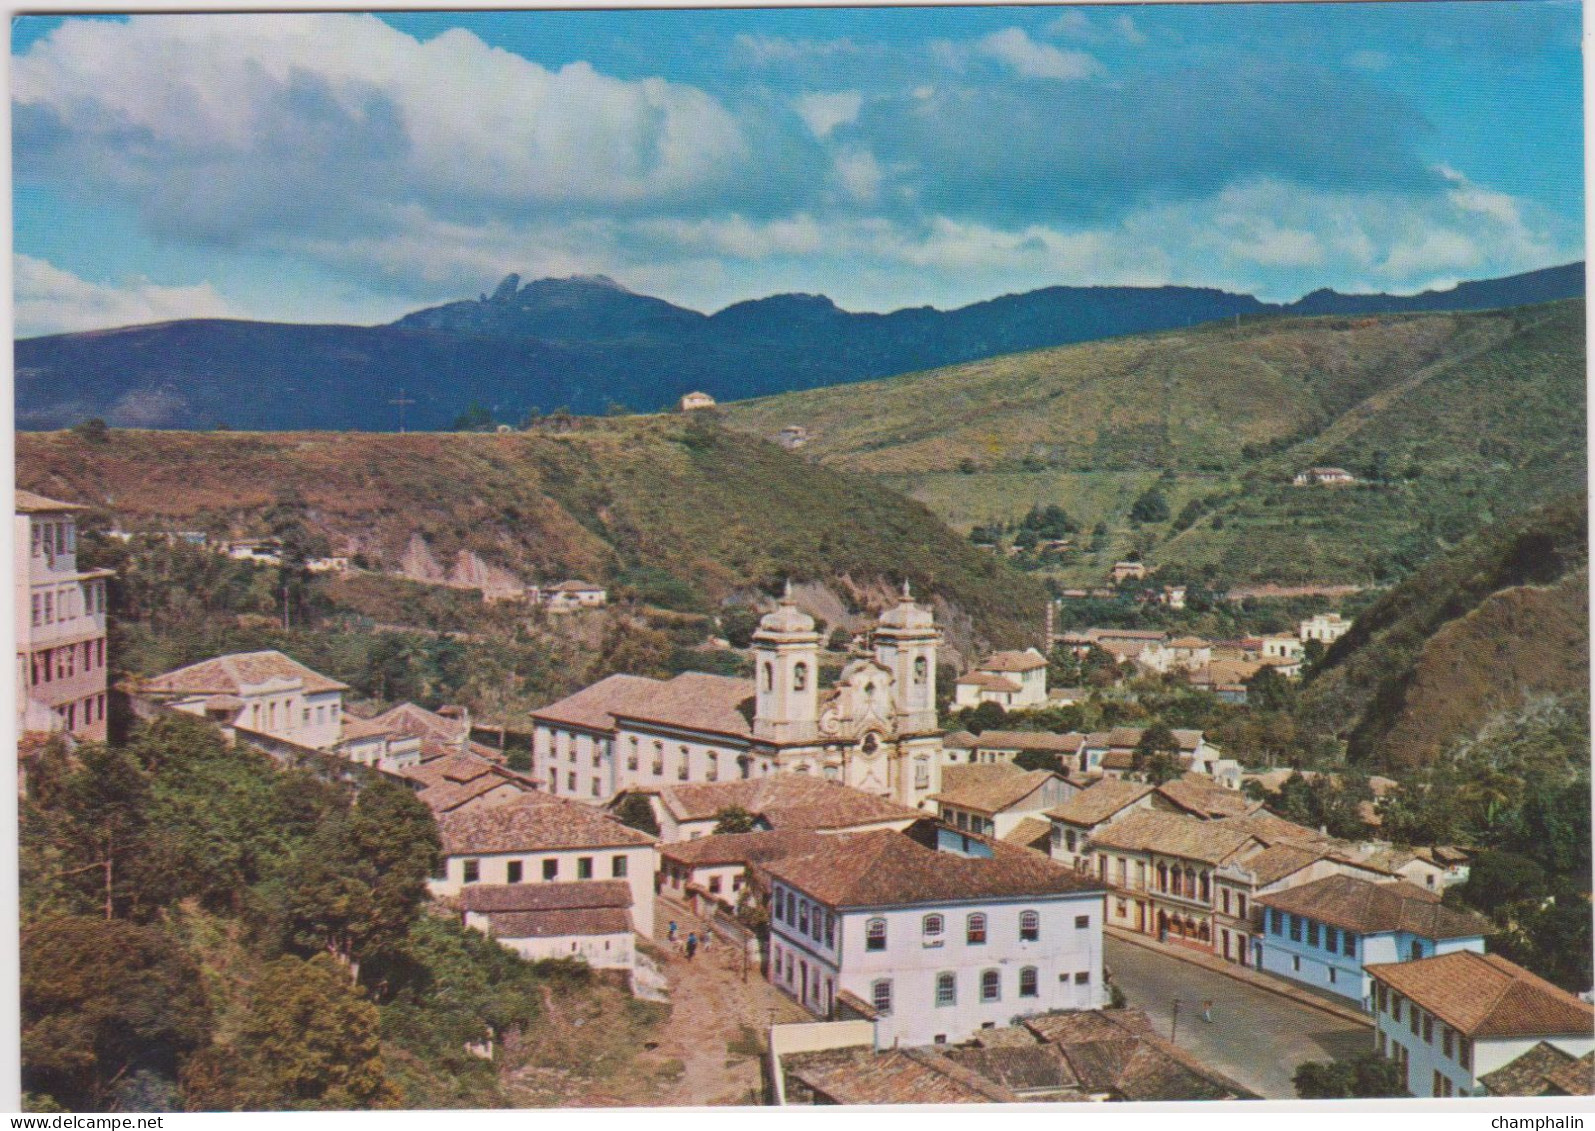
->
xmin=451 ymin=402 xmax=495 ymax=432
xmin=1047 ymin=643 xmax=1082 ymax=688
xmin=1133 ymin=723 xmax=1180 ymax=783
xmin=1129 ymin=486 xmax=1170 ymax=525
xmin=1456 ymin=850 xmax=1548 ymax=916
xmin=713 ymin=806 xmax=759 ymax=835
xmin=1246 ymin=664 xmax=1295 ymax=714
xmin=721 ymin=606 xmax=762 ymax=649
xmin=27 ymin=741 xmax=150 ymax=919
xmin=613 ymin=794 xmax=660 ymax=836
xmin=964 ymin=701 xmax=1008 ymax=735
xmin=21 ymin=916 xmax=212 ymax=1111
xmin=1013 ymin=748 xmax=1060 ymax=773
xmin=229 ymin=954 xmax=400 ymax=1110
xmin=1293 ymin=1052 xmax=1406 ymax=1098
xmin=71 ymin=418 xmax=110 ymax=444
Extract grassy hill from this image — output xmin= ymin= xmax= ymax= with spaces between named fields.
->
xmin=722 ymin=301 xmax=1585 ymax=586
xmin=15 ymin=416 xmax=1047 ymax=654
xmin=1296 ymin=493 xmax=1589 ymax=772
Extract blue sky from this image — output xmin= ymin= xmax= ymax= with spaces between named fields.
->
xmin=11 ymin=3 xmax=1584 ymax=335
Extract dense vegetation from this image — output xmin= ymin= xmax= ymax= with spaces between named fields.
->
xmin=18 ymin=413 xmax=1049 ymax=655
xmin=726 ymin=301 xmax=1585 ymax=588
xmin=19 ymin=714 xmax=661 ymax=1111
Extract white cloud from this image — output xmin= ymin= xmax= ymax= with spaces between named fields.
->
xmin=832 ymin=149 xmax=884 ymax=203
xmin=14 ymin=254 xmax=240 ymax=336
xmin=977 ymin=28 xmax=1101 ymax=81
xmin=1048 ymin=11 xmax=1147 ymax=46
xmin=732 ymin=34 xmax=864 ymax=66
xmin=794 ymin=91 xmax=862 ymax=140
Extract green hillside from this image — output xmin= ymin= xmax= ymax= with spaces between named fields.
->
xmin=1296 ymin=493 xmax=1589 ymax=772
xmin=15 ymin=416 xmax=1047 ymax=651
xmin=722 ymin=302 xmax=1585 ymax=586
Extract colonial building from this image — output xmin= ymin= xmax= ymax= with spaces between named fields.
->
xmin=432 ymin=791 xmax=658 ymax=934
xmin=139 ymin=649 xmax=347 ymax=750
xmin=930 ymin=765 xmax=1076 ymax=840
xmin=954 ymin=649 xmax=1049 ymax=710
xmin=15 ymin=491 xmax=112 ymax=742
xmin=532 ymin=584 xmax=946 ymax=809
xmin=679 ymin=391 xmax=717 ymax=411
xmin=946 ymin=729 xmax=1084 ymax=770
xmin=1047 ymin=779 xmax=1156 ymax=870
xmin=1299 ymin=612 xmax=1351 ymax=644
xmin=398 ymin=751 xmax=538 ymax=816
xmin=656 ymin=828 xmax=829 ymax=915
xmin=543 ymin=580 xmax=607 ymax=610
xmin=458 ymin=880 xmax=636 ymax=970
xmin=763 ymin=826 xmax=1106 ymax=1048
xmin=1255 ymin=874 xmax=1489 ymax=1007
xmin=1368 ymin=951 xmax=1594 ymax=1097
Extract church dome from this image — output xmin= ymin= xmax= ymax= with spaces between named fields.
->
xmin=878 ymin=581 xmax=935 ymax=631
xmin=757 ymin=582 xmax=817 ymax=636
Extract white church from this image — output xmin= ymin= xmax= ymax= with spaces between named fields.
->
xmin=531 ymin=583 xmax=946 ymax=810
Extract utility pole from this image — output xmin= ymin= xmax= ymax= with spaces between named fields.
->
xmin=389 ymin=388 xmax=416 ymax=434
xmin=1171 ymin=996 xmax=1182 ymax=1043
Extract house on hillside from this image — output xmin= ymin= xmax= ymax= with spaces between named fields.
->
xmin=638 ymin=774 xmax=920 ymax=842
xmin=137 ymin=649 xmax=347 ymax=750
xmin=16 ymin=491 xmax=113 ymax=745
xmin=952 ymin=729 xmax=1084 ymax=771
xmin=1293 ymin=467 xmax=1357 ymax=486
xmin=1369 ymin=951 xmax=1594 ymax=1097
xmin=930 ymin=765 xmax=1076 ymax=840
xmin=543 ymin=580 xmax=607 ymax=610
xmin=1110 ymin=562 xmax=1147 ymax=584
xmin=398 ymin=751 xmax=537 ymax=816
xmin=954 ymin=648 xmax=1050 ymax=710
xmin=1254 ymin=873 xmax=1489 ymax=1007
xmin=458 ymin=880 xmax=636 ymax=970
xmin=763 ymin=826 xmax=1106 ymax=1047
xmin=1299 ymin=612 xmax=1351 ymax=644
xmin=777 ymin=425 xmax=809 ymax=450
xmin=679 ymin=391 xmax=717 ymax=411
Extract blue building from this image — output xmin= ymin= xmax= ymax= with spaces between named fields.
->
xmin=1254 ymin=874 xmax=1488 ymax=1009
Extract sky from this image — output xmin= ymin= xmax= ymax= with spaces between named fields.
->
xmin=10 ymin=2 xmax=1585 ymax=336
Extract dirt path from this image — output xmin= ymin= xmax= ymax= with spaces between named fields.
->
xmin=644 ymin=897 xmax=811 ymax=1106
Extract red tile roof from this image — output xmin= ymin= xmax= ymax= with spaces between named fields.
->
xmin=1257 ymin=874 xmax=1488 ymax=939
xmin=1154 ymin=775 xmax=1258 ymax=819
xmin=658 ymin=829 xmax=830 ymax=868
xmin=1046 ymin=779 xmax=1154 ymax=826
xmin=956 ymin=672 xmax=1022 ymax=692
xmin=460 ymin=879 xmax=631 ymax=913
xmin=1367 ymin=951 xmax=1595 ymax=1039
xmin=976 ymin=650 xmax=1048 ymax=673
xmin=1087 ymin=809 xmax=1260 ymax=865
xmin=762 ymin=828 xmax=1102 ymax=909
xmin=142 ymin=649 xmax=348 ymax=695
xmin=487 ymin=907 xmax=632 ymax=938
xmin=440 ymin=792 xmax=656 ymax=855
xmin=657 ymin=775 xmax=918 ymax=831
xmin=931 ymin=765 xmax=1060 ymax=815
xmin=531 ymin=673 xmax=668 ymax=733
xmin=16 ymin=490 xmax=86 ymax=513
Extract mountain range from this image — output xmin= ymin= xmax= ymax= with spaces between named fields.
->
xmin=15 ymin=262 xmax=1584 ymax=431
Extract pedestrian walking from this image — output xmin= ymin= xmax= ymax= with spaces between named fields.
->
xmin=701 ymin=929 xmax=713 ymax=952
xmin=668 ymin=920 xmax=678 ymax=942
xmin=1201 ymin=999 xmax=1213 ymax=1023
xmin=685 ymin=932 xmax=698 ymax=961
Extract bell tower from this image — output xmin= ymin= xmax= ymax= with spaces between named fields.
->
xmin=873 ymin=581 xmax=939 ymax=735
xmin=751 ymin=581 xmax=821 ymax=745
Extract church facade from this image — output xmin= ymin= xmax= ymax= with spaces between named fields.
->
xmin=530 ymin=585 xmax=945 ymax=810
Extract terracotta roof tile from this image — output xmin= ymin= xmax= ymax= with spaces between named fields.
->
xmin=931 ymin=765 xmax=1059 ymax=815
xmin=1046 ymin=779 xmax=1154 ymax=826
xmin=531 ymin=673 xmax=670 ymax=733
xmin=1480 ymin=1042 xmax=1583 ymax=1097
xmin=1545 ymin=1052 xmax=1595 ymax=1096
xmin=1226 ymin=843 xmax=1331 ymax=886
xmin=957 ymin=672 xmax=1022 ymax=692
xmin=763 ymin=828 xmax=1103 ymax=909
xmin=440 ymin=792 xmax=656 ymax=855
xmin=16 ymin=490 xmax=86 ymax=513
xmin=785 ymin=1046 xmax=1020 ymax=1104
xmin=486 ymin=907 xmax=632 ymax=938
xmin=1366 ymin=951 xmax=1594 ymax=1039
xmin=657 ymin=776 xmax=918 ymax=831
xmin=460 ymin=879 xmax=630 ymax=913
xmin=967 ymin=730 xmax=1084 ymax=753
xmin=1155 ymin=775 xmax=1258 ymax=819
xmin=142 ymin=649 xmax=348 ymax=695
xmin=1258 ymin=874 xmax=1488 ymax=939
xmin=611 ymin=672 xmax=757 ymax=739
xmin=1024 ymin=1010 xmax=1255 ymax=1100
xmin=658 ymin=829 xmax=830 ymax=868
xmin=371 ymin=701 xmax=468 ymax=745
xmin=1002 ymin=817 xmax=1055 ymax=850
xmin=1086 ymin=809 xmax=1260 ymax=865
xmin=940 ymin=1046 xmax=1080 ymax=1094
xmin=976 ymin=650 xmax=1048 ymax=673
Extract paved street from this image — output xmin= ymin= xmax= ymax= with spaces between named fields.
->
xmin=1106 ymin=937 xmax=1371 ymax=1099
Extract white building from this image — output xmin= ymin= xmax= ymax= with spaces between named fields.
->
xmin=544 ymin=580 xmax=607 ymax=610
xmin=139 ymin=649 xmax=347 ymax=750
xmin=679 ymin=391 xmax=717 ymax=411
xmin=642 ymin=775 xmax=921 ymax=843
xmin=433 ymin=791 xmax=657 ymax=935
xmin=954 ymin=649 xmax=1049 ymax=710
xmin=1368 ymin=951 xmax=1594 ymax=1097
xmin=1259 ymin=634 xmax=1305 ymax=662
xmin=930 ymin=765 xmax=1076 ymax=840
xmin=763 ymin=827 xmax=1106 ymax=1048
xmin=532 ymin=583 xmax=946 ymax=810
xmin=458 ymin=880 xmax=636 ymax=970
xmin=16 ymin=491 xmax=113 ymax=742
xmin=1299 ymin=612 xmax=1351 ymax=644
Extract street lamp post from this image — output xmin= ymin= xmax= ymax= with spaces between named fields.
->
xmin=1171 ymin=996 xmax=1181 ymax=1043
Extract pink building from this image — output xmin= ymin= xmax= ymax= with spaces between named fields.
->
xmin=15 ymin=491 xmax=112 ymax=742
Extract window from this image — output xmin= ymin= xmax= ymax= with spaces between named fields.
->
xmin=923 ymin=914 xmax=944 ymax=940
xmin=463 ymin=859 xmax=480 ymax=884
xmin=1325 ymin=926 xmax=1338 ymax=952
xmin=935 ymin=973 xmax=956 ymax=1007
xmin=1423 ymin=1015 xmax=1433 ymax=1044
xmin=966 ymin=913 xmax=987 ymax=945
xmin=799 ymin=901 xmax=810 ymax=934
xmin=793 ymin=662 xmax=808 ymax=691
xmin=872 ymin=979 xmax=893 ymax=1015
xmin=762 ymin=663 xmax=773 ymax=691
xmin=591 ymin=780 xmax=601 ymax=798
xmin=30 ymin=595 xmax=40 ymax=628
xmin=1343 ymin=933 xmax=1356 ymax=958
xmin=578 ymin=857 xmax=594 ymax=880
xmin=1292 ymin=955 xmax=1301 ymax=972
xmin=1020 ymin=910 xmax=1040 ymax=941
xmin=566 ymin=772 xmax=576 ymax=792
xmin=1459 ymin=1037 xmax=1471 ymax=1070
xmin=824 ymin=910 xmax=834 ymax=948
xmin=543 ymin=859 xmax=558 ymax=881
xmin=1409 ymin=1006 xmax=1420 ymax=1036
xmin=1307 ymin=922 xmax=1319 ymax=947
xmin=653 ymin=742 xmax=664 ymax=776
xmin=627 ymin=738 xmax=639 ymax=772
xmin=1271 ymin=909 xmax=1283 ymax=934
xmin=1433 ymin=1071 xmax=1443 ymax=1099
xmin=611 ymin=855 xmax=628 ymax=879
xmin=1393 ymin=995 xmax=1403 ymax=1023
xmin=1443 ymin=1027 xmax=1454 ymax=1059
xmin=980 ymin=970 xmax=1000 ymax=1002
xmin=1065 ymin=830 xmax=1078 ymax=852
xmin=1328 ymin=967 xmax=1337 ymax=985
xmin=1073 ymin=971 xmax=1089 ymax=985
xmin=1221 ymin=889 xmax=1231 ymax=915
xmin=1410 ymin=940 xmax=1424 ymax=961
xmin=707 ymin=752 xmax=719 ymax=782
xmin=1019 ymin=967 xmax=1039 ymax=998
xmin=507 ymin=861 xmax=523 ymax=883
xmin=709 ymin=876 xmax=721 ymax=895
xmin=866 ymin=917 xmax=887 ymax=951
xmin=678 ymin=746 xmax=690 ymax=780
xmin=1074 ymin=914 xmax=1089 ymax=930
xmin=1237 ymin=894 xmax=1247 ymax=919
